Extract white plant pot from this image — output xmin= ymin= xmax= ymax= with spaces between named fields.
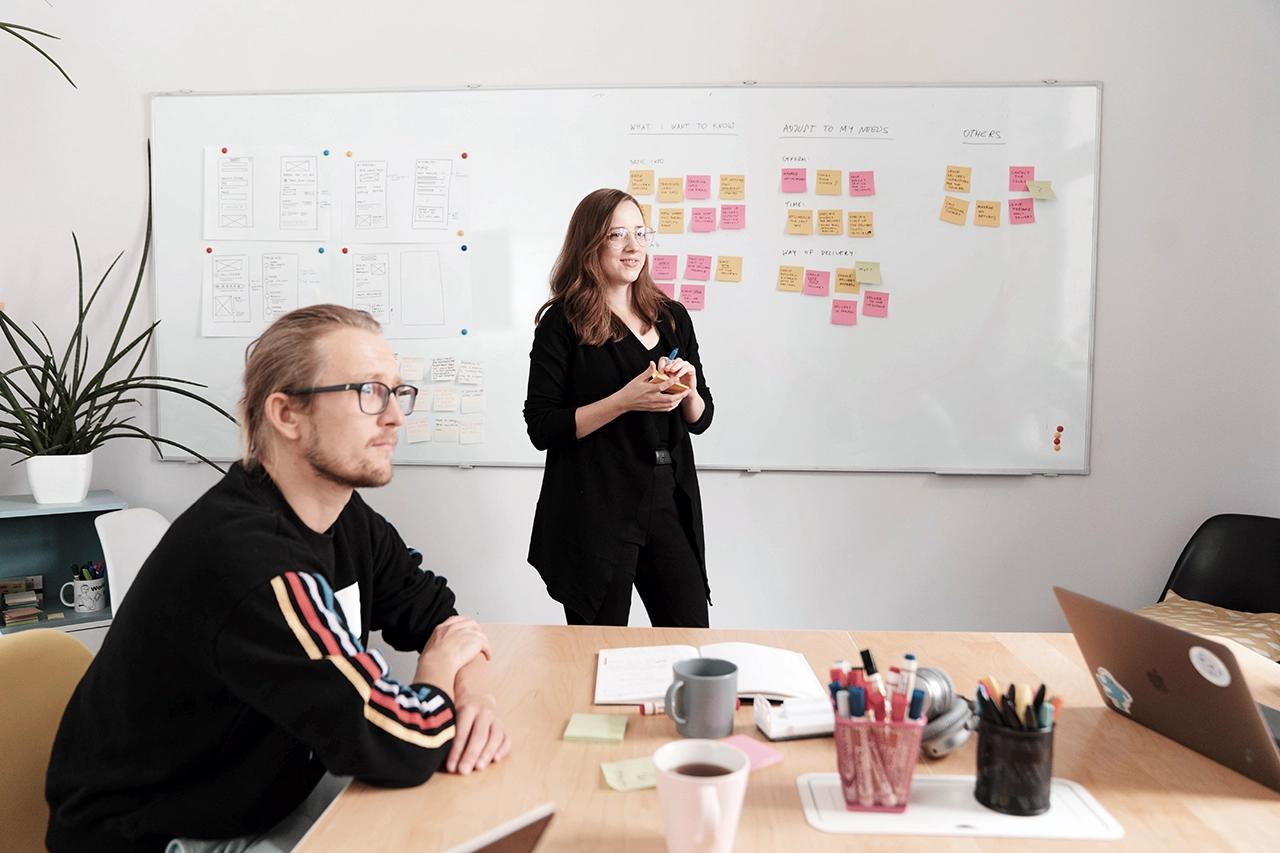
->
xmin=26 ymin=452 xmax=94 ymax=504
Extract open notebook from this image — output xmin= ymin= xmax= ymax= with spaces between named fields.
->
xmin=594 ymin=642 xmax=828 ymax=705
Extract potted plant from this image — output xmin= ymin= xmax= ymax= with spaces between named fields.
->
xmin=0 ymin=189 xmax=233 ymax=503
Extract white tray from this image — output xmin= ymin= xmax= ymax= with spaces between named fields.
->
xmin=797 ymin=773 xmax=1123 ymax=840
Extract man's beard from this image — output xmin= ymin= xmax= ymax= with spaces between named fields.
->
xmin=303 ymin=434 xmax=392 ymax=489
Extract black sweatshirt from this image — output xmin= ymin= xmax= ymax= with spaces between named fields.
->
xmin=46 ymin=463 xmax=459 ymax=852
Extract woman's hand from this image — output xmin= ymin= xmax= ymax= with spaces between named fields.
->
xmin=658 ymin=356 xmax=696 ymax=392
xmin=615 ymin=362 xmax=688 ymax=413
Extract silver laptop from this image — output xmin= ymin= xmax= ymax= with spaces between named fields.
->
xmin=1055 ymin=586 xmax=1280 ymax=792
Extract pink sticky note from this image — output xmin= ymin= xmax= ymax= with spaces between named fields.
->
xmin=655 ymin=282 xmax=675 ymax=299
xmin=651 ymin=254 xmax=677 ymax=280
xmin=848 ymin=170 xmax=876 ymax=197
xmin=719 ymin=204 xmax=746 ymax=229
xmin=803 ymin=269 xmax=830 ymax=296
xmin=685 ymin=174 xmax=711 ymax=200
xmin=831 ymin=299 xmax=858 ymax=326
xmin=781 ymin=167 xmax=808 ymax=193
xmin=679 ymin=284 xmax=705 ymax=310
xmin=1009 ymin=166 xmax=1035 ymax=191
xmin=1008 ymin=198 xmax=1036 ymax=224
xmin=862 ymin=290 xmax=889 ymax=318
xmin=721 ymin=734 xmax=783 ymax=771
xmin=690 ymin=208 xmax=717 ymax=233
xmin=684 ymin=254 xmax=712 ymax=281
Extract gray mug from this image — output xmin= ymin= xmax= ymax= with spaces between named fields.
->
xmin=665 ymin=658 xmax=738 ymax=738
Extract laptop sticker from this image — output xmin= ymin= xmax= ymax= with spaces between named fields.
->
xmin=1096 ymin=667 xmax=1134 ymax=714
xmin=1189 ymin=646 xmax=1232 ymax=687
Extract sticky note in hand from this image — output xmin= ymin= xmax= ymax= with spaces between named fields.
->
xmin=649 ymin=368 xmax=689 ymax=394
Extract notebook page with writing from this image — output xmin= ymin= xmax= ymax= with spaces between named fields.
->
xmin=594 ymin=645 xmax=699 ymax=704
xmin=697 ymin=642 xmax=828 ymax=701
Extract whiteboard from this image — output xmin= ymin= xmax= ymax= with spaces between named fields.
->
xmin=150 ymin=85 xmax=1100 ymax=473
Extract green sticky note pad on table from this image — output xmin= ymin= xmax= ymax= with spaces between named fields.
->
xmin=601 ymin=756 xmax=657 ymax=791
xmin=563 ymin=712 xmax=627 ymax=743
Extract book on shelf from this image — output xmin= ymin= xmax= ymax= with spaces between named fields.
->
xmin=3 ymin=590 xmax=43 ymax=607
xmin=0 ymin=575 xmax=44 ymax=595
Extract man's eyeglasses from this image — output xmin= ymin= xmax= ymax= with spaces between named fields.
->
xmin=604 ymin=227 xmax=657 ymax=248
xmin=285 ymin=382 xmax=419 ymax=416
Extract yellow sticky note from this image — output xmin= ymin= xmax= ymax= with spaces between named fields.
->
xmin=785 ymin=209 xmax=813 ymax=235
xmin=835 ymin=267 xmax=859 ymax=294
xmin=657 ymin=177 xmax=684 ymax=203
xmin=944 ymin=165 xmax=972 ymax=193
xmin=719 ymin=174 xmax=745 ymax=200
xmin=816 ymin=169 xmax=842 ymax=196
xmin=817 ymin=209 xmax=843 ymax=236
xmin=1025 ymin=180 xmax=1056 ymax=200
xmin=628 ymin=170 xmax=654 ymax=196
xmin=601 ymin=757 xmax=657 ymax=791
xmin=975 ymin=200 xmax=1001 ymax=227
xmin=638 ymin=203 xmax=652 ymax=228
xmin=939 ymin=196 xmax=969 ymax=225
xmin=564 ymin=713 xmax=627 ymax=743
xmin=715 ymin=256 xmax=742 ymax=283
xmin=777 ymin=265 xmax=804 ymax=292
xmin=847 ymin=211 xmax=874 ymax=238
xmin=855 ymin=260 xmax=882 ymax=285
xmin=658 ymin=207 xmax=685 ymax=234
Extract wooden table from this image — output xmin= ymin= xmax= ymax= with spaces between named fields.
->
xmin=298 ymin=626 xmax=1280 ymax=851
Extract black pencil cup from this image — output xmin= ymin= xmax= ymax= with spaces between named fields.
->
xmin=973 ymin=719 xmax=1054 ymax=816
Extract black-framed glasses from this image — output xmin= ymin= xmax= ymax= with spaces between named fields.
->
xmin=604 ymin=226 xmax=657 ymax=247
xmin=285 ymin=381 xmax=419 ymax=416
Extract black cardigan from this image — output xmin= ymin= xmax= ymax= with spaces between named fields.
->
xmin=523 ymin=300 xmax=714 ymax=617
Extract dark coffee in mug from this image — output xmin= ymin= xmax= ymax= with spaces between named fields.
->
xmin=674 ymin=762 xmax=732 ymax=778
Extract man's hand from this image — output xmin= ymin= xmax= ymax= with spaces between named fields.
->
xmin=414 ymin=616 xmax=490 ymax=688
xmin=446 ymin=689 xmax=513 ymax=775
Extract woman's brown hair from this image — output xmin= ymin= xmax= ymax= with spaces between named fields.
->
xmin=536 ymin=188 xmax=669 ymax=345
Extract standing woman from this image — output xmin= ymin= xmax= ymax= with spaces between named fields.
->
xmin=524 ymin=188 xmax=714 ymax=627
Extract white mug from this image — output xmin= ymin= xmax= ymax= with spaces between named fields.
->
xmin=60 ymin=577 xmax=106 ymax=613
xmin=653 ymin=739 xmax=749 ymax=853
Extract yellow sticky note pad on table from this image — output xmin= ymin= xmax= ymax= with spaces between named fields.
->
xmin=817 ymin=209 xmax=843 ymax=236
xmin=847 ymin=211 xmax=874 ymax=238
xmin=777 ymin=265 xmax=804 ymax=292
xmin=638 ymin=203 xmax=652 ymax=228
xmin=564 ymin=713 xmax=627 ymax=743
xmin=834 ymin=267 xmax=859 ymax=294
xmin=657 ymin=177 xmax=684 ymax=203
xmin=944 ymin=165 xmax=972 ymax=193
xmin=816 ymin=169 xmax=842 ymax=195
xmin=1026 ymin=180 xmax=1056 ymax=200
xmin=719 ymin=174 xmax=745 ymax=200
xmin=855 ymin=260 xmax=882 ymax=285
xmin=628 ymin=169 xmax=654 ymax=196
xmin=715 ymin=256 xmax=742 ymax=282
xmin=785 ymin=209 xmax=813 ymax=235
xmin=975 ymin=200 xmax=1001 ymax=227
xmin=939 ymin=196 xmax=969 ymax=225
xmin=601 ymin=757 xmax=657 ymax=791
xmin=658 ymin=207 xmax=685 ymax=234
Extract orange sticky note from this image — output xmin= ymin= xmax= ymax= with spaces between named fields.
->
xmin=638 ymin=204 xmax=652 ymax=228
xmin=975 ymin=200 xmax=1001 ymax=227
xmin=658 ymin=207 xmax=685 ymax=234
xmin=715 ymin=256 xmax=742 ymax=283
xmin=847 ymin=211 xmax=874 ymax=238
xmin=657 ymin=177 xmax=684 ymax=203
xmin=785 ymin=209 xmax=813 ymax=235
xmin=628 ymin=170 xmax=654 ymax=196
xmin=816 ymin=169 xmax=842 ymax=196
xmin=777 ymin=265 xmax=804 ymax=292
xmin=939 ymin=196 xmax=969 ymax=225
xmin=944 ymin=165 xmax=972 ymax=193
xmin=817 ymin=209 xmax=843 ymax=236
xmin=719 ymin=174 xmax=745 ymax=200
xmin=834 ymin=267 xmax=859 ymax=294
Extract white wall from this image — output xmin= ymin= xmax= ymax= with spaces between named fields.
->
xmin=2 ymin=0 xmax=1278 ymax=632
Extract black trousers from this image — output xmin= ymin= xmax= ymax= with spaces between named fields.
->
xmin=564 ymin=464 xmax=708 ymax=628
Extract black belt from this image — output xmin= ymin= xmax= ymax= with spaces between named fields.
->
xmin=653 ymin=449 xmax=673 ymax=465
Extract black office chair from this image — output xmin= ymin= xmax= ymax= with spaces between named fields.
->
xmin=1158 ymin=514 xmax=1280 ymax=614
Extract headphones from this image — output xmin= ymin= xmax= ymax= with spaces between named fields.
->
xmin=915 ymin=666 xmax=978 ymax=758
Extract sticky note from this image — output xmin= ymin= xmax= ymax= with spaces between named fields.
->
xmin=975 ymin=200 xmax=1001 ymax=227
xmin=398 ymin=356 xmax=425 ymax=383
xmin=432 ymin=387 xmax=459 ymax=412
xmin=459 ymin=420 xmax=484 ymax=445
xmin=848 ymin=170 xmax=876 ymax=197
xmin=1009 ymin=197 xmax=1036 ymax=224
xmin=638 ymin=203 xmax=652 ymax=228
xmin=601 ymin=757 xmax=657 ymax=791
xmin=628 ymin=169 xmax=654 ymax=196
xmin=658 ymin=208 xmax=685 ymax=234
xmin=862 ymin=290 xmax=889 ymax=318
xmin=657 ymin=177 xmax=684 ymax=203
xmin=1008 ymin=165 xmax=1035 ymax=191
xmin=721 ymin=735 xmax=783 ymax=771
xmin=564 ymin=713 xmax=627 ymax=743
xmin=803 ymin=269 xmax=830 ymax=296
xmin=650 ymin=254 xmax=677 ymax=280
xmin=785 ymin=209 xmax=813 ymax=235
xmin=939 ymin=196 xmax=969 ymax=225
xmin=430 ymin=357 xmax=457 ymax=383
xmin=847 ymin=211 xmax=874 ymax=238
xmin=835 ymin=267 xmax=859 ymax=294
xmin=777 ymin=265 xmax=804 ymax=292
xmin=719 ymin=204 xmax=746 ymax=229
xmin=685 ymin=174 xmax=711 ymax=200
xmin=831 ymin=300 xmax=858 ymax=326
xmin=460 ymin=390 xmax=484 ymax=413
xmin=684 ymin=254 xmax=712 ymax=281
xmin=432 ymin=417 xmax=459 ymax=443
xmin=816 ymin=169 xmax=842 ymax=195
xmin=406 ymin=418 xmax=432 ymax=443
xmin=855 ymin=260 xmax=882 ymax=285
xmin=781 ymin=168 xmax=808 ymax=193
xmin=679 ymin=284 xmax=705 ymax=310
xmin=690 ymin=207 xmax=717 ymax=233
xmin=817 ymin=209 xmax=843 ymax=236
xmin=715 ymin=256 xmax=742 ymax=283
xmin=944 ymin=165 xmax=972 ymax=193
xmin=457 ymin=360 xmax=483 ymax=385
xmin=655 ymin=282 xmax=675 ymax=298
xmin=1026 ymin=180 xmax=1056 ymax=200
xmin=719 ymin=173 xmax=745 ymax=200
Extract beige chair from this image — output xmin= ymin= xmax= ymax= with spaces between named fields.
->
xmin=94 ymin=507 xmax=170 ymax=616
xmin=0 ymin=629 xmax=92 ymax=853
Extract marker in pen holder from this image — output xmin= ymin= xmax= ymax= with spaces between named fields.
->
xmin=973 ymin=718 xmax=1054 ymax=816
xmin=833 ymin=716 xmax=925 ymax=812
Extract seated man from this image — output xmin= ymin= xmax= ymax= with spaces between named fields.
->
xmin=46 ymin=305 xmax=510 ymax=852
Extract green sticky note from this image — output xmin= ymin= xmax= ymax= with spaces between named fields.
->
xmin=563 ymin=713 xmax=627 ymax=743
xmin=1025 ymin=180 xmax=1056 ymax=200
xmin=601 ymin=757 xmax=657 ymax=791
